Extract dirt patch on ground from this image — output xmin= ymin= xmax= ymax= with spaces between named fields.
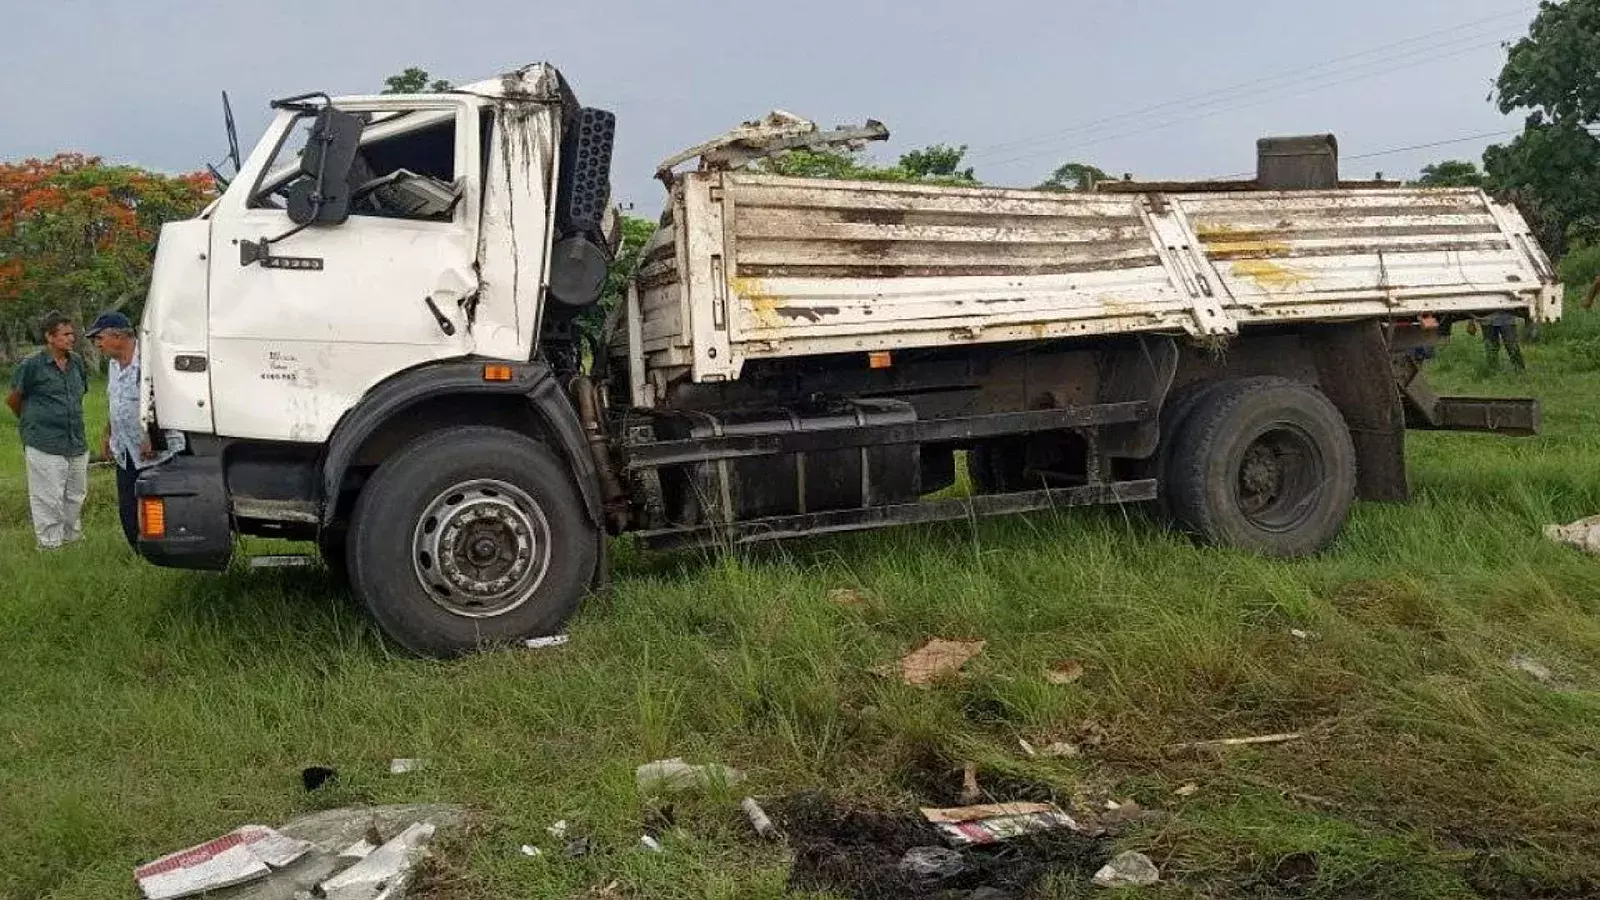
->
xmin=771 ymin=791 xmax=1108 ymax=900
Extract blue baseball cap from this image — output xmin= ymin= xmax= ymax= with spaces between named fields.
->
xmin=85 ymin=311 xmax=133 ymax=337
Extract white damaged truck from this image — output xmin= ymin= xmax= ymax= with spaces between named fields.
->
xmin=135 ymin=63 xmax=1560 ymax=655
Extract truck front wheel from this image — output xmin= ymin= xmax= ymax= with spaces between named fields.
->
xmin=1166 ymin=378 xmax=1356 ymax=557
xmin=348 ymin=426 xmax=599 ymax=657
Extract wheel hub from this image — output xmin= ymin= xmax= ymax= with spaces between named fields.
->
xmin=412 ymin=479 xmax=552 ymax=618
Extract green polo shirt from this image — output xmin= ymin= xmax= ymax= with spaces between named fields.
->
xmin=10 ymin=350 xmax=89 ymax=457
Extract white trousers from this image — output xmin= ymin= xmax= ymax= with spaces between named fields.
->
xmin=24 ymin=446 xmax=89 ymax=549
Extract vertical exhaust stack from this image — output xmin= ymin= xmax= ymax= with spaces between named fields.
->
xmin=1256 ymin=134 xmax=1339 ymax=190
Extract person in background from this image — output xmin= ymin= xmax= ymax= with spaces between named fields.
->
xmin=5 ymin=310 xmax=90 ymax=550
xmin=1481 ymin=311 xmax=1527 ymax=373
xmin=87 ymin=311 xmax=184 ymax=548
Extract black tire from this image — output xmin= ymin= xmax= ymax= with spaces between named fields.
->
xmin=1153 ymin=380 xmax=1230 ymax=519
xmin=1166 ymin=377 xmax=1356 ymax=557
xmin=348 ymin=426 xmax=599 ymax=657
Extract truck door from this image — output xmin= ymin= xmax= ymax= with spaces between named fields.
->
xmin=205 ymin=100 xmax=481 ymax=443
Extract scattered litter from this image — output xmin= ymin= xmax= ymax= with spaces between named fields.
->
xmin=639 ymin=835 xmax=663 ymax=853
xmin=1166 ymin=732 xmax=1303 ymax=755
xmin=899 ymin=845 xmax=968 ymax=880
xmin=388 ymin=758 xmax=425 ymax=775
xmin=1040 ymin=742 xmax=1080 ymax=759
xmin=1510 ymin=653 xmax=1555 ymax=683
xmin=827 ymin=587 xmax=869 ymax=607
xmin=136 ymin=826 xmax=312 ymax=899
xmin=959 ymin=762 xmax=982 ymax=804
xmin=524 ymin=634 xmax=570 ymax=650
xmin=1174 ymin=782 xmax=1200 ymax=798
xmin=920 ymin=802 xmax=1079 ymax=847
xmin=564 ymin=837 xmax=593 ymax=859
xmin=1017 ymin=738 xmax=1037 ymax=757
xmin=1044 ymin=659 xmax=1085 ymax=685
xmin=302 ymin=766 xmax=338 ymax=792
xmin=192 ymin=804 xmax=463 ymax=900
xmin=546 ymin=820 xmax=569 ymax=839
xmin=519 ymin=844 xmax=542 ymax=858
xmin=249 ymin=555 xmax=316 ymax=569
xmin=741 ymin=797 xmax=780 ymax=840
xmin=778 ymin=791 xmax=1104 ymax=899
xmin=1546 ymin=515 xmax=1600 ymax=555
xmin=1092 ymin=850 xmax=1160 ymax=888
xmin=317 ymin=822 xmax=436 ymax=900
xmin=635 ymin=758 xmax=745 ymax=795
xmin=893 ymin=638 xmax=986 ymax=686
xmin=1289 ymin=628 xmax=1319 ymax=641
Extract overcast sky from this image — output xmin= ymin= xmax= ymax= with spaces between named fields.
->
xmin=4 ymin=0 xmax=1534 ymax=212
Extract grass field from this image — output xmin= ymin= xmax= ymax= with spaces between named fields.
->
xmin=3 ymin=312 xmax=1599 ymax=900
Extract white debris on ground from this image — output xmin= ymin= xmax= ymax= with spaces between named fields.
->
xmin=1546 ymin=516 xmax=1600 ymax=555
xmin=635 ymin=758 xmax=745 ymax=795
xmin=1092 ymin=850 xmax=1161 ymax=888
xmin=920 ymin=802 xmax=1079 ymax=847
xmin=134 ymin=805 xmax=463 ymax=900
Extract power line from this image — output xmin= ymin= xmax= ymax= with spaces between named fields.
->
xmin=1345 ymin=129 xmax=1517 ymax=161
xmin=983 ymin=37 xmax=1506 ymax=169
xmin=969 ymin=4 xmax=1533 ymax=161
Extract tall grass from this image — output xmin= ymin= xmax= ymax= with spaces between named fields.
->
xmin=2 ymin=315 xmax=1599 ymax=899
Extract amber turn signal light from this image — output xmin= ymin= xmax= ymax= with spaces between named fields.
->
xmin=483 ymin=364 xmax=514 ymax=382
xmin=139 ymin=497 xmax=166 ymax=540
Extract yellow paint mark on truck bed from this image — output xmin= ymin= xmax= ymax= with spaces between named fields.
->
xmin=1232 ymin=260 xmax=1313 ymax=291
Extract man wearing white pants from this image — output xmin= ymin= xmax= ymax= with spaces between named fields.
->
xmin=6 ymin=311 xmax=90 ymax=550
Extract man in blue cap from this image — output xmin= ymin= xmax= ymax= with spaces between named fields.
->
xmin=88 ymin=310 xmax=183 ymax=547
xmin=6 ymin=310 xmax=90 ymax=549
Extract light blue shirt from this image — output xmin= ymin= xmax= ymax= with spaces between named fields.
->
xmin=108 ymin=347 xmax=183 ymax=469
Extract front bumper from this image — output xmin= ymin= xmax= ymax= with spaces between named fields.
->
xmin=135 ymin=455 xmax=233 ymax=570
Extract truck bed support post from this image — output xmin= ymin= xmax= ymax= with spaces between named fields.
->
xmin=1307 ymin=321 xmax=1408 ymax=502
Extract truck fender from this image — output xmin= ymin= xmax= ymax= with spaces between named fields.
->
xmin=319 ymin=360 xmax=604 ymax=529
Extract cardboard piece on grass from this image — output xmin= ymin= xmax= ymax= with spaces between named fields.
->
xmin=317 ymin=822 xmax=436 ymax=900
xmin=919 ymin=802 xmax=1079 ymax=846
xmin=135 ymin=826 xmax=312 ymax=900
xmin=137 ymin=805 xmax=463 ymax=900
xmin=890 ymin=638 xmax=986 ymax=686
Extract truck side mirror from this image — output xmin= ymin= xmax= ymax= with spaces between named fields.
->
xmin=287 ymin=107 xmax=364 ymax=226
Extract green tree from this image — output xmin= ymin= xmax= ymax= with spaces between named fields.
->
xmin=1036 ymin=162 xmax=1108 ymax=192
xmin=382 ymin=67 xmax=452 ymax=94
xmin=1485 ymin=0 xmax=1600 ymax=254
xmin=761 ymin=145 xmax=981 ymax=185
xmin=1415 ymin=159 xmax=1486 ymax=188
xmin=897 ymin=144 xmax=976 ymax=182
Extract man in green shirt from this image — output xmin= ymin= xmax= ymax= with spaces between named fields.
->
xmin=6 ymin=310 xmax=90 ymax=549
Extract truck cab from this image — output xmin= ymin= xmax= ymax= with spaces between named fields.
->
xmin=136 ymin=64 xmax=619 ymax=652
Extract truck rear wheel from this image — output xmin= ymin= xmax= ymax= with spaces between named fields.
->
xmin=348 ymin=426 xmax=598 ymax=657
xmin=1166 ymin=378 xmax=1356 ymax=557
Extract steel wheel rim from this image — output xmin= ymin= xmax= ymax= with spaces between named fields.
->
xmin=412 ymin=479 xmax=552 ymax=618
xmin=1233 ymin=424 xmax=1325 ymax=533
